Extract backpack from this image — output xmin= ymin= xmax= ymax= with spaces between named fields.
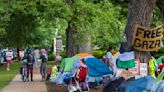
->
xmin=77 ymin=67 xmax=88 ymax=82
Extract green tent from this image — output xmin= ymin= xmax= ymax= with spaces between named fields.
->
xmin=59 ymin=56 xmax=80 ymax=72
xmin=157 ymin=56 xmax=164 ymax=65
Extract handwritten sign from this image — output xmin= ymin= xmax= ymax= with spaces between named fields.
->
xmin=140 ymin=63 xmax=148 ymax=76
xmin=132 ymin=25 xmax=163 ymax=51
xmin=129 ymin=59 xmax=140 ymax=75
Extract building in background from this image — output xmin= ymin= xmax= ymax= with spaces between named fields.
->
xmin=54 ymin=36 xmax=63 ymax=54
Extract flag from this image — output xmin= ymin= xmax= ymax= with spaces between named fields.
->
xmin=117 ymin=51 xmax=135 ymax=69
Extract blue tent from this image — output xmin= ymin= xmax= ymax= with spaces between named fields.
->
xmin=155 ymin=80 xmax=164 ymax=92
xmin=85 ymin=58 xmax=113 ymax=77
xmin=125 ymin=76 xmax=156 ymax=92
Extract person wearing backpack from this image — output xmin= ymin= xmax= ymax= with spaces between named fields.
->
xmin=75 ymin=59 xmax=89 ymax=91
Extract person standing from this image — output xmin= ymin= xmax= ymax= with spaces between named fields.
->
xmin=33 ymin=47 xmax=40 ymax=67
xmin=103 ymin=47 xmax=116 ymax=74
xmin=40 ymin=49 xmax=48 ymax=80
xmin=27 ymin=51 xmax=34 ymax=81
xmin=6 ymin=49 xmax=13 ymax=71
xmin=0 ymin=49 xmax=3 ymax=65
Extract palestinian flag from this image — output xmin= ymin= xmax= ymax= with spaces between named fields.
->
xmin=117 ymin=51 xmax=135 ymax=69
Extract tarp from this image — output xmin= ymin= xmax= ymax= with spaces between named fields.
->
xmin=125 ymin=76 xmax=156 ymax=92
xmin=85 ymin=58 xmax=113 ymax=77
xmin=154 ymin=80 xmax=164 ymax=92
xmin=59 ymin=56 xmax=80 ymax=72
xmin=116 ymin=77 xmax=135 ymax=92
xmin=103 ymin=77 xmax=125 ymax=92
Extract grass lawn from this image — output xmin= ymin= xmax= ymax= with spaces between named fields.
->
xmin=0 ymin=62 xmax=20 ymax=90
xmin=47 ymin=61 xmax=60 ymax=69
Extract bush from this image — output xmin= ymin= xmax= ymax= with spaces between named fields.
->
xmin=158 ymin=47 xmax=164 ymax=54
xmin=59 ymin=50 xmax=67 ymax=58
xmin=152 ymin=47 xmax=164 ymax=58
xmin=92 ymin=50 xmax=106 ymax=59
xmin=48 ymin=53 xmax=55 ymax=61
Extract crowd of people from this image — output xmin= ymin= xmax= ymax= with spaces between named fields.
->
xmin=21 ymin=47 xmax=48 ymax=81
xmin=0 ymin=49 xmax=14 ymax=70
xmin=0 ymin=47 xmax=48 ymax=82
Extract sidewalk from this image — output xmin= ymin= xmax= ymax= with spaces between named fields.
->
xmin=1 ymin=67 xmax=47 ymax=92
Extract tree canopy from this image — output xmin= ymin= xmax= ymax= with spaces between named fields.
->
xmin=0 ymin=0 xmax=163 ymax=52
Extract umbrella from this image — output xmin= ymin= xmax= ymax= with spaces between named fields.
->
xmin=75 ymin=53 xmax=91 ymax=57
xmin=157 ymin=56 xmax=164 ymax=65
xmin=155 ymin=80 xmax=164 ymax=92
xmin=103 ymin=77 xmax=125 ymax=92
xmin=116 ymin=77 xmax=135 ymax=92
xmin=125 ymin=76 xmax=156 ymax=92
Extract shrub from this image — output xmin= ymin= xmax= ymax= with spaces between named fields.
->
xmin=92 ymin=50 xmax=106 ymax=59
xmin=48 ymin=53 xmax=55 ymax=61
xmin=59 ymin=50 xmax=67 ymax=58
xmin=152 ymin=47 xmax=164 ymax=58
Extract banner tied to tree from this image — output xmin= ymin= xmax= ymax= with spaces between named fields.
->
xmin=132 ymin=25 xmax=163 ymax=51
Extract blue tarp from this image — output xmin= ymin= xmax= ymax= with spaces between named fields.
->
xmin=85 ymin=58 xmax=113 ymax=77
xmin=155 ymin=80 xmax=164 ymax=92
xmin=125 ymin=76 xmax=156 ymax=92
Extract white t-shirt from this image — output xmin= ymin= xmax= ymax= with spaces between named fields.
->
xmin=106 ymin=52 xmax=118 ymax=74
xmin=6 ymin=51 xmax=13 ymax=60
xmin=106 ymin=52 xmax=113 ymax=63
xmin=34 ymin=49 xmax=40 ymax=58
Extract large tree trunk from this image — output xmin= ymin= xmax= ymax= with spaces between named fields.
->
xmin=17 ymin=47 xmax=20 ymax=61
xmin=65 ymin=0 xmax=92 ymax=57
xmin=124 ymin=0 xmax=156 ymax=63
xmin=66 ymin=21 xmax=75 ymax=57
xmin=66 ymin=22 xmax=92 ymax=57
xmin=77 ymin=35 xmax=92 ymax=54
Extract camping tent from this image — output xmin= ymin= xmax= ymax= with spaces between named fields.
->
xmin=116 ymin=77 xmax=135 ymax=92
xmin=103 ymin=77 xmax=125 ymax=92
xmin=75 ymin=53 xmax=91 ymax=57
xmin=154 ymin=80 xmax=164 ymax=92
xmin=125 ymin=76 xmax=156 ymax=92
xmin=85 ymin=58 xmax=113 ymax=77
xmin=59 ymin=56 xmax=80 ymax=72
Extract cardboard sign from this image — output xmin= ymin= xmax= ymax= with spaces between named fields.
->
xmin=132 ymin=25 xmax=163 ymax=51
xmin=129 ymin=59 xmax=140 ymax=75
xmin=140 ymin=63 xmax=148 ymax=76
